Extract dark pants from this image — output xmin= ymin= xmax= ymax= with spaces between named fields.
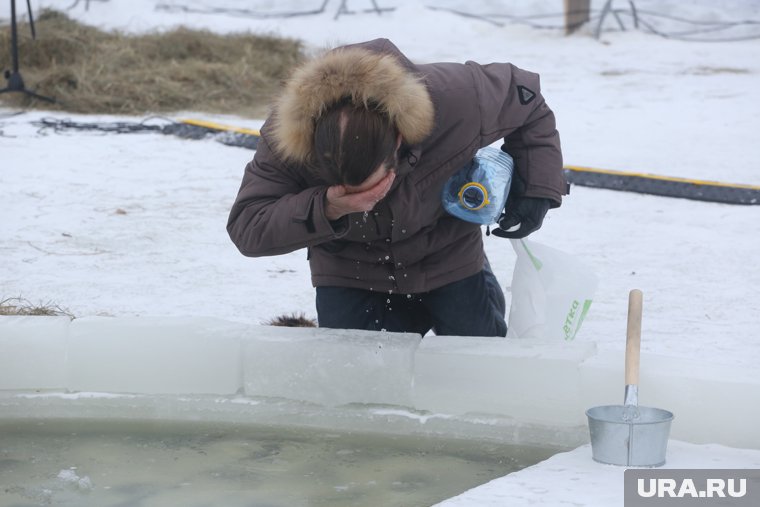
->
xmin=316 ymin=262 xmax=507 ymax=337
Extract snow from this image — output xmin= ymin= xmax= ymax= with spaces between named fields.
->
xmin=437 ymin=442 xmax=760 ymax=507
xmin=2 ymin=1 xmax=760 ymax=505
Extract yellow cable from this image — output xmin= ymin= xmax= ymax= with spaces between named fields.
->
xmin=565 ymin=165 xmax=760 ymax=190
xmin=179 ymin=118 xmax=261 ymax=137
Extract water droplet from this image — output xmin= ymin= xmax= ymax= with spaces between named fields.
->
xmin=384 ymin=255 xmax=390 ymax=260
xmin=362 ymin=211 xmax=369 ymax=223
xmin=401 ymin=229 xmax=407 ymax=234
xmin=386 ymin=299 xmax=391 ymax=304
xmin=406 ymin=294 xmax=412 ymax=299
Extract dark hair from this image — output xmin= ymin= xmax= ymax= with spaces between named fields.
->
xmin=313 ymin=99 xmax=398 ymax=186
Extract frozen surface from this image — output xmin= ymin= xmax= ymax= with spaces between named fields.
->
xmin=414 ymin=337 xmax=597 ymax=426
xmin=2 ymin=316 xmax=758 ymax=449
xmin=1 ymin=1 xmax=760 ymax=506
xmin=67 ymin=316 xmax=245 ymax=394
xmin=580 ymin=350 xmax=760 ymax=449
xmin=243 ymin=326 xmax=420 ymax=407
xmin=0 ymin=316 xmax=69 ymax=389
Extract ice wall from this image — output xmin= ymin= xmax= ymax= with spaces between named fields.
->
xmin=1 ymin=315 xmax=758 ymax=450
xmin=243 ymin=326 xmax=419 ymax=407
xmin=0 ymin=316 xmax=69 ymax=390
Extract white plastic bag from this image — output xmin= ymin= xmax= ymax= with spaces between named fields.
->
xmin=507 ymin=239 xmax=599 ymax=341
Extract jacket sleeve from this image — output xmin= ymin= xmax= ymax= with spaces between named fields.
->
xmin=226 ymin=135 xmax=349 ymax=257
xmin=467 ymin=61 xmax=567 ymax=207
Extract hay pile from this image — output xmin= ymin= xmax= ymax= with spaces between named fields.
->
xmin=0 ymin=9 xmax=304 ymax=116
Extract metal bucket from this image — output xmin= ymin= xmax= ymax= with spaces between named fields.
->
xmin=586 ymin=404 xmax=674 ymax=467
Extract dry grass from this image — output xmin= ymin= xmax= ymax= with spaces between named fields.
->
xmin=0 ymin=297 xmax=75 ymax=318
xmin=0 ymin=9 xmax=304 ymax=116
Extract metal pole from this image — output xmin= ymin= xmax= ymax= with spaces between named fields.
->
xmin=27 ymin=0 xmax=37 ymax=39
xmin=10 ymin=0 xmax=20 ymax=73
xmin=1 ymin=0 xmax=56 ymax=102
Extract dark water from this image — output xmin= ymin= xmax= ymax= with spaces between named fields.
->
xmin=0 ymin=418 xmax=557 ymax=507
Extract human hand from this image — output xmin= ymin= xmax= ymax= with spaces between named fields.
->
xmin=325 ymin=171 xmax=396 ymax=221
xmin=492 ymin=197 xmax=551 ymax=239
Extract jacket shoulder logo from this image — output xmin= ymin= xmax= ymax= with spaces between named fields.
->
xmin=517 ymin=85 xmax=536 ymax=105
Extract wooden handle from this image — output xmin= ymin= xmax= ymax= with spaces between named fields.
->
xmin=625 ymin=289 xmax=643 ymax=386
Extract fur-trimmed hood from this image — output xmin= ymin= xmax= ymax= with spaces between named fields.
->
xmin=269 ymin=39 xmax=435 ymax=164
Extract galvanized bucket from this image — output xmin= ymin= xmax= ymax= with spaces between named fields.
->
xmin=587 ymin=404 xmax=674 ymax=466
xmin=586 ymin=290 xmax=674 ymax=467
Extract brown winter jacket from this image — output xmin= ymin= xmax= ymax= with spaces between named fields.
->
xmin=228 ymin=38 xmax=565 ymax=294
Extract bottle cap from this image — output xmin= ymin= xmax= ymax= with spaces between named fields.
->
xmin=458 ymin=182 xmax=490 ymax=210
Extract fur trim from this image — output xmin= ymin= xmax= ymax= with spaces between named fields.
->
xmin=270 ymin=47 xmax=434 ymax=164
xmin=265 ymin=313 xmax=317 ymax=327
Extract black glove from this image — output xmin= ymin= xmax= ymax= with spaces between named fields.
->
xmin=492 ymin=197 xmax=551 ymax=239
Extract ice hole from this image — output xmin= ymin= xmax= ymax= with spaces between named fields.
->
xmin=0 ymin=418 xmax=558 ymax=507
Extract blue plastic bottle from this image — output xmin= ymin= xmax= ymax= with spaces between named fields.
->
xmin=441 ymin=146 xmax=514 ymax=225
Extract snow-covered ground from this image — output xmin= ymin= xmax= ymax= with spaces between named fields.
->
xmin=438 ymin=442 xmax=760 ymax=506
xmin=2 ymin=1 xmax=760 ymax=505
